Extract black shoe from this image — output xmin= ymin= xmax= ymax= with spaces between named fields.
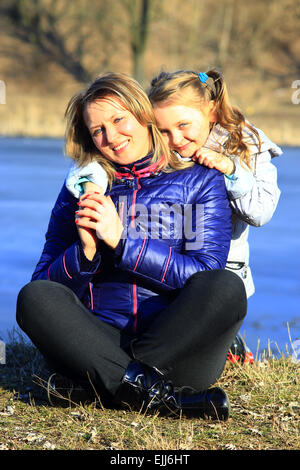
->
xmin=46 ymin=373 xmax=94 ymax=407
xmin=227 ymin=334 xmax=254 ymax=364
xmin=114 ymin=361 xmax=177 ymax=413
xmin=115 ymin=361 xmax=230 ymax=420
xmin=176 ymin=386 xmax=230 ymax=420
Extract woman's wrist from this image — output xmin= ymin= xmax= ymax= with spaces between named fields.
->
xmin=82 ymin=244 xmax=97 ymax=261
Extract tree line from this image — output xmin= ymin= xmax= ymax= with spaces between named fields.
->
xmin=0 ymin=0 xmax=299 ymax=86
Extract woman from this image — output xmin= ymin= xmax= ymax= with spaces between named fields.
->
xmin=16 ymin=73 xmax=247 ymax=420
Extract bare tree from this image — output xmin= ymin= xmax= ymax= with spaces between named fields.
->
xmin=122 ymin=0 xmax=151 ymax=84
xmin=217 ymin=0 xmax=235 ymax=69
xmin=1 ymin=0 xmax=154 ymax=84
xmin=1 ymin=0 xmax=98 ymax=82
xmin=229 ymin=0 xmax=300 ymax=79
xmin=1 ymin=0 xmax=299 ymax=86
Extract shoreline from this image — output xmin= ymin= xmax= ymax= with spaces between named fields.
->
xmin=0 ymin=131 xmax=299 ymax=148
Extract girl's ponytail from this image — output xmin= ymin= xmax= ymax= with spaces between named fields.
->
xmin=206 ymin=69 xmax=261 ymax=169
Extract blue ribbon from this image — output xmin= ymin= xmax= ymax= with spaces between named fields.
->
xmin=198 ymin=72 xmax=209 ymax=83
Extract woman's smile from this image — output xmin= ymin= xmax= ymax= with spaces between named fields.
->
xmin=112 ymin=140 xmax=130 ymax=153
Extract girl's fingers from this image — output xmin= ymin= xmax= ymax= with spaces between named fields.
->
xmin=194 ymin=148 xmax=230 ymax=173
xmin=193 ymin=154 xmax=203 ymax=164
xmin=201 ymin=148 xmax=218 ymax=157
xmin=201 ymin=157 xmax=209 ymax=165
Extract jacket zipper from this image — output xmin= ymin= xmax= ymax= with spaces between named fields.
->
xmin=89 ymin=282 xmax=94 ymax=310
xmin=131 ymin=176 xmax=141 ymax=332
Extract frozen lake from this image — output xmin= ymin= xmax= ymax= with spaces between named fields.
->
xmin=0 ymin=137 xmax=299 ymax=357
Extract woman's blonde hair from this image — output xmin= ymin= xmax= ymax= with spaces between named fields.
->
xmin=65 ymin=72 xmax=192 ymax=185
xmin=148 ymin=69 xmax=261 ymax=170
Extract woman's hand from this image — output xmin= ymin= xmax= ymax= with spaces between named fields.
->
xmin=78 ymin=184 xmax=105 ymax=260
xmin=193 ymin=148 xmax=235 ymax=175
xmin=75 ymin=192 xmax=124 ymax=258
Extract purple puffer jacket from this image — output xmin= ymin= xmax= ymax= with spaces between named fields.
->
xmin=32 ymin=155 xmax=232 ymax=336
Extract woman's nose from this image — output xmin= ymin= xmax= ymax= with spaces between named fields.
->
xmin=105 ymin=125 xmax=118 ymax=143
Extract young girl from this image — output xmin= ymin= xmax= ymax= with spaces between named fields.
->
xmin=65 ymin=69 xmax=282 ymax=362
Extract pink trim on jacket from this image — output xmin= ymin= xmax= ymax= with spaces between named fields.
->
xmin=161 ymin=247 xmax=172 ymax=283
xmin=63 ymin=251 xmax=72 ymax=279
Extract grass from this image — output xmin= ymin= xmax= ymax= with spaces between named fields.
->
xmin=0 ymin=329 xmax=299 ymax=451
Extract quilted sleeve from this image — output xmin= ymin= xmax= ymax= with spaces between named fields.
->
xmin=116 ymin=168 xmax=232 ymax=292
xmin=227 ymin=151 xmax=281 ymax=227
xmin=31 ymin=184 xmax=101 ymax=298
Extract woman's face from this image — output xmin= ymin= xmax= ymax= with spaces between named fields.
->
xmin=153 ymin=101 xmax=216 ymax=158
xmin=84 ymin=97 xmax=152 ymax=165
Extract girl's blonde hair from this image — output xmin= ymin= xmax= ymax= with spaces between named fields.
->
xmin=65 ymin=72 xmax=193 ymax=185
xmin=148 ymin=69 xmax=261 ymax=170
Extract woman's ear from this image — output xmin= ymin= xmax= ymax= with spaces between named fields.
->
xmin=208 ymin=100 xmax=218 ymax=123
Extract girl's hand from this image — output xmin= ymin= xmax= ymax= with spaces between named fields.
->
xmin=192 ymin=148 xmax=235 ymax=175
xmin=83 ymin=181 xmax=104 ymax=195
xmin=75 ymin=193 xmax=124 ymax=257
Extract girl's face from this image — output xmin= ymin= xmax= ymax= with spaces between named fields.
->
xmin=84 ymin=97 xmax=152 ymax=165
xmin=153 ymin=101 xmax=216 ymax=158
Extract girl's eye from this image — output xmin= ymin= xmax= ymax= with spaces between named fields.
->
xmin=114 ymin=117 xmax=123 ymax=124
xmin=179 ymin=123 xmax=188 ymax=129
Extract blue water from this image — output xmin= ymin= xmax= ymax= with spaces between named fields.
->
xmin=0 ymin=138 xmax=299 ymax=357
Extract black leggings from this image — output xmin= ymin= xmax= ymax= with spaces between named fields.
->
xmin=16 ymin=270 xmax=247 ymax=401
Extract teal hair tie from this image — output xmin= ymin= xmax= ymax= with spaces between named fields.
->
xmin=198 ymin=72 xmax=209 ymax=83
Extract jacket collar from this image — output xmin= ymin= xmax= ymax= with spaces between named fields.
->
xmin=114 ymin=153 xmax=164 ymax=180
xmin=205 ymin=123 xmax=282 ymax=158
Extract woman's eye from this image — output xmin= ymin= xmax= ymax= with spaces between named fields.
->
xmin=114 ymin=117 xmax=123 ymax=124
xmin=179 ymin=123 xmax=188 ymax=129
xmin=93 ymin=128 xmax=103 ymax=137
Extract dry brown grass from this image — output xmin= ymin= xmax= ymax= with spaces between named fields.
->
xmin=0 ymin=330 xmax=299 ymax=451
